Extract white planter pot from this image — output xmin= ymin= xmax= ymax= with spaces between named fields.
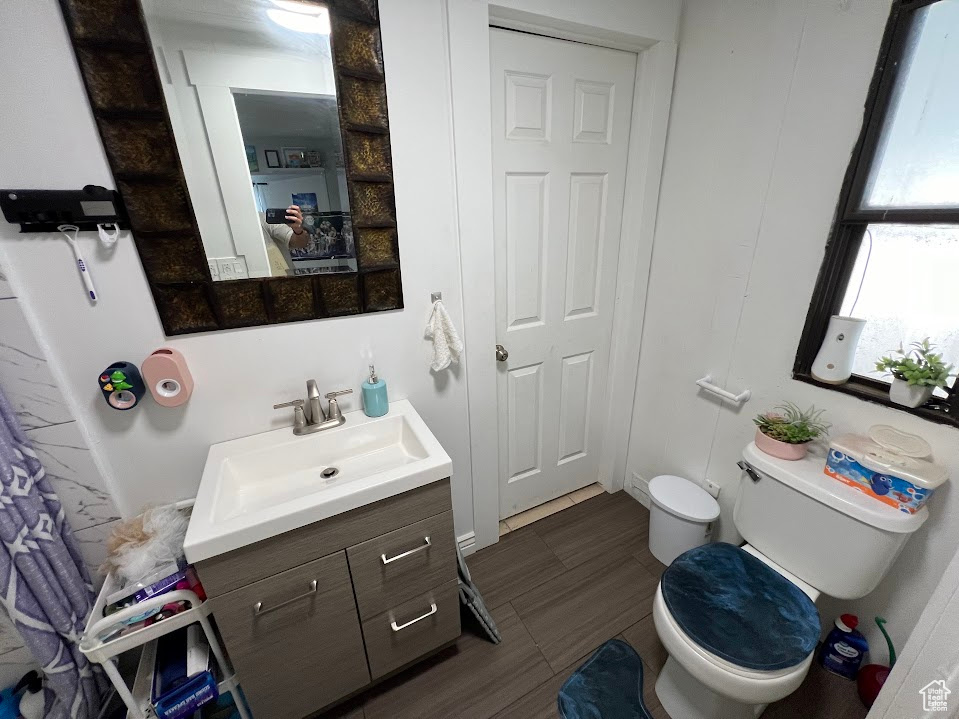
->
xmin=889 ymin=378 xmax=934 ymax=408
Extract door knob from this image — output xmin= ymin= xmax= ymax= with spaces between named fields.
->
xmin=495 ymin=344 xmax=509 ymax=362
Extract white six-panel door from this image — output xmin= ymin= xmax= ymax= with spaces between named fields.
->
xmin=490 ymin=29 xmax=637 ymax=518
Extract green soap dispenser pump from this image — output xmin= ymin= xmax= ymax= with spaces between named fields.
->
xmin=362 ymin=364 xmax=389 ymax=417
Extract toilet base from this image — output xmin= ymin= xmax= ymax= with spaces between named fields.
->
xmin=656 ymin=657 xmax=768 ymax=719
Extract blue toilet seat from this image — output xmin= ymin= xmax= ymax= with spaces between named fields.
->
xmin=661 ymin=543 xmax=821 ymax=671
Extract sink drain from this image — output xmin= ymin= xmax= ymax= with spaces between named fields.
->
xmin=320 ymin=467 xmax=339 ymax=479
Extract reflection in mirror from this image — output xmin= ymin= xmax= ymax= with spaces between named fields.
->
xmin=140 ymin=0 xmax=357 ymax=280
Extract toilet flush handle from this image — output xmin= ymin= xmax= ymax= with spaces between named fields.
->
xmin=737 ymin=460 xmax=761 ymax=483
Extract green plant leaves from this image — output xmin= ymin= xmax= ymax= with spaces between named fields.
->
xmin=875 ymin=338 xmax=955 ymax=387
xmin=753 ymin=402 xmax=829 ymax=444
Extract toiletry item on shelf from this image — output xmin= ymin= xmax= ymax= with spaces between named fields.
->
xmin=362 ymin=364 xmax=389 ymax=417
xmin=824 ymin=425 xmax=947 ymax=514
xmin=153 ymin=627 xmax=218 ymax=719
xmin=142 ymin=348 xmax=194 ymax=407
xmin=97 ymin=361 xmax=146 ymax=410
xmin=103 ymin=565 xmax=206 ymax=623
xmin=818 ymin=614 xmax=868 ymax=680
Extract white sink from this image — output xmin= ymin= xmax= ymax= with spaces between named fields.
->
xmin=183 ymin=400 xmax=452 ymax=563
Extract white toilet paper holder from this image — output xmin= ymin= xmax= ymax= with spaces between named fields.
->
xmin=696 ymin=375 xmax=751 ymax=404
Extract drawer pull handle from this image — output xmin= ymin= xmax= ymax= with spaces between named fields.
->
xmin=391 ymin=603 xmax=438 ymax=632
xmin=381 ymin=536 xmax=431 ymax=565
xmin=253 ymin=580 xmax=317 ymax=616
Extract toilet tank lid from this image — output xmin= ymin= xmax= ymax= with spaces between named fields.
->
xmin=742 ymin=443 xmax=927 ymax=534
xmin=649 ymin=475 xmax=720 ymax=522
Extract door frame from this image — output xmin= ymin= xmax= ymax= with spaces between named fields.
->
xmin=446 ymin=2 xmax=678 ymax=551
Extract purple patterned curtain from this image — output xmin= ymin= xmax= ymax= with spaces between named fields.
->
xmin=0 ymin=389 xmax=104 ymax=718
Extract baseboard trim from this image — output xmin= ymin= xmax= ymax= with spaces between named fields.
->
xmin=626 ymin=472 xmax=651 ymax=509
xmin=457 ymin=531 xmax=476 ymax=556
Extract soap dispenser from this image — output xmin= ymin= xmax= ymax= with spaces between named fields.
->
xmin=362 ymin=364 xmax=388 ymax=417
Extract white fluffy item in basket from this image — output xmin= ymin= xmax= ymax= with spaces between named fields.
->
xmin=102 ymin=504 xmax=189 ymax=586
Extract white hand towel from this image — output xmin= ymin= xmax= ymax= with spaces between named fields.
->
xmin=426 ymin=300 xmax=464 ymax=372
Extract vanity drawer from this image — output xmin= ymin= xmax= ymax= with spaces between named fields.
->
xmin=347 ymin=510 xmax=457 ymax=619
xmin=362 ymin=580 xmax=461 ymax=679
xmin=209 ymin=551 xmax=369 ymax=719
xmin=196 ymin=478 xmax=451 ymax=597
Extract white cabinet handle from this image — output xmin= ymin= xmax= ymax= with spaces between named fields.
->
xmin=390 ymin=603 xmax=438 ymax=632
xmin=381 ymin=536 xmax=431 ymax=565
xmin=253 ymin=580 xmax=317 ymax=616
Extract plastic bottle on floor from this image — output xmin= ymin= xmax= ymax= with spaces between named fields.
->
xmin=818 ymin=614 xmax=868 ymax=680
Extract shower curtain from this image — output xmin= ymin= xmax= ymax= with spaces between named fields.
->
xmin=0 ymin=389 xmax=103 ymax=718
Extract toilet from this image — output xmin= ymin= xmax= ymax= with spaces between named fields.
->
xmin=653 ymin=441 xmax=929 ymax=719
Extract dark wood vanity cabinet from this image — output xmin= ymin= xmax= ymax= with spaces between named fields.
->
xmin=196 ymin=480 xmax=460 ymax=719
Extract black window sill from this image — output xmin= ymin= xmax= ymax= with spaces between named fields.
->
xmin=793 ymin=372 xmax=959 ymax=429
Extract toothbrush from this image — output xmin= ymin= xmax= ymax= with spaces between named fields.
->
xmin=57 ymin=224 xmax=98 ymax=302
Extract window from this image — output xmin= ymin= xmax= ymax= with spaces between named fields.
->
xmin=795 ymin=0 xmax=959 ymax=425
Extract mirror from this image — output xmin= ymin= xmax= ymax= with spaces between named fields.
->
xmin=61 ymin=0 xmax=401 ymax=334
xmin=141 ymin=0 xmax=357 ymax=279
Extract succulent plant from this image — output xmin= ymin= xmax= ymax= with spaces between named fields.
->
xmin=754 ymin=402 xmax=829 ymax=445
xmin=875 ymin=338 xmax=954 ymax=388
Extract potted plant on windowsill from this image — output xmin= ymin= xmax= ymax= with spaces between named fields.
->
xmin=753 ymin=402 xmax=829 ymax=461
xmin=875 ymin=339 xmax=954 ymax=409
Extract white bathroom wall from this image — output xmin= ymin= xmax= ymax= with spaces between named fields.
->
xmin=628 ymin=0 xmax=959 ymax=653
xmin=867 ymin=542 xmax=959 ymax=718
xmin=0 ymin=0 xmax=475 ymax=543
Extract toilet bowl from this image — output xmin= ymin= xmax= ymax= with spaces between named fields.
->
xmin=652 ymin=544 xmax=820 ymax=719
xmin=651 ymin=442 xmax=930 ymax=719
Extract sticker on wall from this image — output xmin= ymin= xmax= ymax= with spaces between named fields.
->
xmin=98 ymin=362 xmax=145 ymax=410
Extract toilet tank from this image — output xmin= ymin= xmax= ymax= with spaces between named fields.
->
xmin=735 ymin=442 xmax=928 ymax=600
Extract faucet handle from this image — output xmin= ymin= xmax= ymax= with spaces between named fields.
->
xmin=274 ymin=399 xmax=307 ymax=433
xmin=325 ymin=389 xmax=353 ymax=400
xmin=325 ymin=389 xmax=353 ymax=422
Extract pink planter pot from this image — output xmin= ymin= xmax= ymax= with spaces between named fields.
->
xmin=754 ymin=429 xmax=809 ymax=461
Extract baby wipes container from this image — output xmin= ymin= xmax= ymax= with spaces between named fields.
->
xmin=824 ymin=425 xmax=947 ymax=514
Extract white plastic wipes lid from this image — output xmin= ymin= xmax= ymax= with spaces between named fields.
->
xmin=868 ymin=424 xmax=932 ymax=458
xmin=829 ymin=431 xmax=947 ymax=490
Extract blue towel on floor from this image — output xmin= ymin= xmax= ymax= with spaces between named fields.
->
xmin=558 ymin=639 xmax=653 ymax=719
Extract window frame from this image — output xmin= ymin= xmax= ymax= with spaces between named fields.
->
xmin=793 ymin=0 xmax=959 ymax=427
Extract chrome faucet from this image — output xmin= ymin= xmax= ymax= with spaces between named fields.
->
xmin=306 ymin=379 xmax=324 ymax=424
xmin=274 ymin=381 xmax=353 ymax=436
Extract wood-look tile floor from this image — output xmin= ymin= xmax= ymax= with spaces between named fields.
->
xmin=320 ymin=491 xmax=867 ymax=719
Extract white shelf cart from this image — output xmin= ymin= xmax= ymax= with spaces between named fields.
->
xmin=79 ymin=500 xmax=251 ymax=719
xmin=80 ymin=572 xmax=252 ymax=719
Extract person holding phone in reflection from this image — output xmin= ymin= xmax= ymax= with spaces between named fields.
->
xmin=262 ymin=204 xmax=309 ymax=276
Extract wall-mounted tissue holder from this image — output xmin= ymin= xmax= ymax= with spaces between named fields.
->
xmin=142 ymin=348 xmax=193 ymax=407
xmin=98 ymin=362 xmax=145 ymax=410
xmin=696 ymin=375 xmax=751 ymax=404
